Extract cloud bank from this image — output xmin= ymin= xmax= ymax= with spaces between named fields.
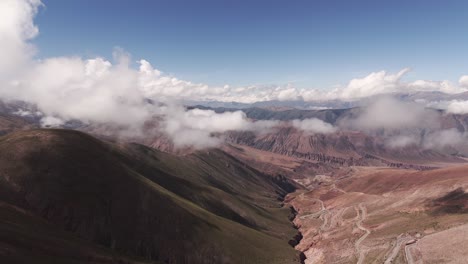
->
xmin=1 ymin=0 xmax=468 ymax=149
xmin=340 ymin=96 xmax=467 ymax=150
xmin=385 ymin=129 xmax=466 ymax=150
xmin=159 ymin=105 xmax=279 ymax=148
xmin=342 ymin=97 xmax=438 ymax=131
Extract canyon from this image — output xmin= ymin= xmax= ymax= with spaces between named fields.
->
xmin=0 ymin=102 xmax=467 ymax=263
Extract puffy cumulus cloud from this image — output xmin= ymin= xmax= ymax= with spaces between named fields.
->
xmin=0 ymin=0 xmax=286 ymax=148
xmin=340 ymin=68 xmax=410 ymax=99
xmin=138 ymin=65 xmax=468 ymax=103
xmin=4 ymin=1 xmax=468 ymax=109
xmin=339 ymin=69 xmax=468 ymax=100
xmin=424 ymin=99 xmax=468 ymax=115
xmin=195 ymin=69 xmax=467 ymax=103
xmin=250 ymin=69 xmax=467 ymax=103
xmin=292 ymin=118 xmax=336 ymax=134
xmin=0 ymin=0 xmax=147 ymax=133
xmin=407 ymin=79 xmax=460 ymax=94
xmin=2 ymin=0 xmax=468 ymax=150
xmin=342 ymin=96 xmax=438 ymax=130
xmin=445 ymin=100 xmax=468 ymax=114
xmin=138 ymin=59 xmax=228 ymax=101
xmin=276 ymin=86 xmax=300 ymax=101
xmin=3 ymin=55 xmax=152 ymax=134
xmin=159 ymin=105 xmax=279 ymax=149
xmin=0 ymin=0 xmax=41 ymax=79
xmin=459 ymin=76 xmax=468 ymax=87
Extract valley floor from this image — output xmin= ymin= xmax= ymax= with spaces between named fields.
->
xmin=287 ymin=165 xmax=468 ymax=264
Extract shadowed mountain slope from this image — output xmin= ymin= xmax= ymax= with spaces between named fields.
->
xmin=0 ymin=129 xmax=301 ymax=264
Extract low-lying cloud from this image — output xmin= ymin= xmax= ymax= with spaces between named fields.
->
xmin=423 ymin=129 xmax=466 ymax=150
xmin=159 ymin=105 xmax=279 ymax=148
xmin=446 ymin=100 xmax=468 ymax=114
xmin=339 ymin=96 xmax=468 ymax=150
xmin=1 ymin=0 xmax=468 ymax=149
xmin=385 ymin=135 xmax=420 ymax=148
xmin=292 ymin=118 xmax=336 ymax=134
xmin=341 ymin=96 xmax=438 ymax=131
xmin=385 ymin=129 xmax=466 ymax=150
xmin=425 ymin=99 xmax=468 ymax=115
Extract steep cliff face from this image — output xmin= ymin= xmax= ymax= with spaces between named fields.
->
xmin=0 ymin=129 xmax=301 ymax=264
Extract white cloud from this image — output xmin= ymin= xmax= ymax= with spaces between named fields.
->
xmin=340 ymin=68 xmax=410 ymax=99
xmin=2 ymin=0 xmax=468 ymax=150
xmin=3 ymin=0 xmax=468 ymax=108
xmin=0 ymin=0 xmax=41 ymax=80
xmin=446 ymin=100 xmax=468 ymax=114
xmin=138 ymin=59 xmax=225 ymax=101
xmin=339 ymin=69 xmax=468 ymax=99
xmin=159 ymin=105 xmax=279 ymax=149
xmin=407 ymin=79 xmax=459 ymax=94
xmin=341 ymin=96 xmax=438 ymax=130
xmin=277 ymin=87 xmax=300 ymax=101
xmin=211 ymin=69 xmax=467 ymax=103
xmin=424 ymin=99 xmax=468 ymax=115
xmin=247 ymin=119 xmax=281 ymax=132
xmin=0 ymin=0 xmax=284 ymax=148
xmin=40 ymin=116 xmax=64 ymax=127
xmin=423 ymin=129 xmax=466 ymax=149
xmin=292 ymin=118 xmax=336 ymax=134
xmin=5 ymin=56 xmax=152 ymax=133
xmin=459 ymin=75 xmax=468 ymax=88
xmin=385 ymin=129 xmax=466 ymax=150
xmin=0 ymin=1 xmax=151 ymax=134
xmin=137 ymin=64 xmax=468 ymax=103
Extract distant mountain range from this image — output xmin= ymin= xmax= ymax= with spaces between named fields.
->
xmin=1 ymin=94 xmax=468 ymax=263
xmin=185 ymin=91 xmax=468 ymax=109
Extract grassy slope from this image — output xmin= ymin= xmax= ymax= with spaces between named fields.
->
xmin=0 ymin=202 xmax=152 ymax=264
xmin=0 ymin=129 xmax=300 ymax=264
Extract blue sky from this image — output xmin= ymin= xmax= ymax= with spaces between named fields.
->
xmin=34 ymin=0 xmax=468 ymax=89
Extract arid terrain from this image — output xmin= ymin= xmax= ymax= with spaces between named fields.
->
xmin=2 ymin=1 xmax=468 ymax=263
xmin=223 ymin=139 xmax=468 ymax=264
xmin=0 ymin=102 xmax=467 ymax=263
xmin=289 ymin=165 xmax=468 ymax=264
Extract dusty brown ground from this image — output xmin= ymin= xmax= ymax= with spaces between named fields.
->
xmin=286 ymin=165 xmax=468 ymax=263
xmin=418 ymin=223 xmax=468 ymax=263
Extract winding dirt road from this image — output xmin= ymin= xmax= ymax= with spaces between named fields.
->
xmin=384 ymin=234 xmax=413 ymax=264
xmin=329 ymin=207 xmax=347 ymax=229
xmin=298 ymin=194 xmax=327 ymax=221
xmin=405 ymin=242 xmax=421 ymax=264
xmin=355 ymin=203 xmax=370 ymax=264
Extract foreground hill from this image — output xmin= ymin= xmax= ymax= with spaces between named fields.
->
xmin=0 ymin=129 xmax=301 ymax=263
